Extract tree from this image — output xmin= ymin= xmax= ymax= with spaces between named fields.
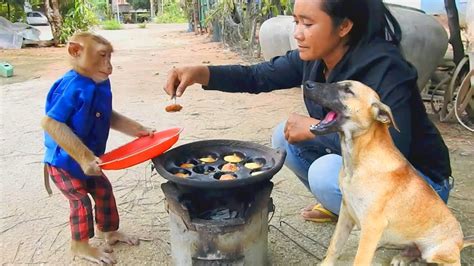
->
xmin=42 ymin=0 xmax=98 ymax=45
xmin=90 ymin=0 xmax=109 ymax=19
xmin=44 ymin=0 xmax=62 ymax=44
xmin=2 ymin=0 xmax=24 ymax=21
xmin=58 ymin=0 xmax=98 ymax=43
xmin=150 ymin=0 xmax=155 ymax=18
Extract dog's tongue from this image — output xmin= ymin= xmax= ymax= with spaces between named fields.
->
xmin=322 ymin=111 xmax=338 ymax=124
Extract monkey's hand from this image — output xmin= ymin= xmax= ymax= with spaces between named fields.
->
xmin=80 ymin=157 xmax=103 ymax=176
xmin=135 ymin=126 xmax=156 ymax=137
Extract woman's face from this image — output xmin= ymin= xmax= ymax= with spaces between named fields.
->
xmin=293 ymin=0 xmax=345 ymax=61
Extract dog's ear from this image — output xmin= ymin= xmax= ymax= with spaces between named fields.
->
xmin=371 ymin=102 xmax=400 ymax=132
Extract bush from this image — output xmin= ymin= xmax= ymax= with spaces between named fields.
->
xmin=0 ymin=2 xmax=25 ymax=23
xmin=59 ymin=0 xmax=99 ymax=44
xmin=154 ymin=0 xmax=187 ymax=23
xmin=102 ymin=20 xmax=122 ymax=30
xmin=138 ymin=22 xmax=147 ymax=29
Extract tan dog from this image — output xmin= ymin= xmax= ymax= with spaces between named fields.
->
xmin=303 ymin=80 xmax=473 ymax=265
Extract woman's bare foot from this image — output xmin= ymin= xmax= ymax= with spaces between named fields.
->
xmin=300 ymin=203 xmax=338 ymax=223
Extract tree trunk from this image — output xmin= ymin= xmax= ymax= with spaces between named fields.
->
xmin=45 ymin=0 xmax=63 ymax=45
xmin=7 ymin=2 xmax=11 ymax=21
xmin=444 ymin=0 xmax=465 ymax=65
xmin=193 ymin=0 xmax=199 ymax=34
xmin=106 ymin=0 xmax=111 ymax=19
xmin=150 ymin=0 xmax=155 ymax=18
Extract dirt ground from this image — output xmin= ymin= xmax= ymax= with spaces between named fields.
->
xmin=0 ymin=23 xmax=473 ymax=265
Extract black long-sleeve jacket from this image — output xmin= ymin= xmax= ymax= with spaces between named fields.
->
xmin=204 ymin=38 xmax=451 ymax=183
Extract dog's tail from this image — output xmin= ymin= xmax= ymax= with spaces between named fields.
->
xmin=463 ymin=236 xmax=474 ymax=249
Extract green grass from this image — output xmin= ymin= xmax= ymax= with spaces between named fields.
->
xmin=102 ymin=20 xmax=122 ymax=30
xmin=154 ymin=1 xmax=187 ymax=24
xmin=138 ymin=23 xmax=147 ymax=29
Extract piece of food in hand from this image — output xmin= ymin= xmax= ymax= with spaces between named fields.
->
xmin=223 ymin=153 xmax=243 ymax=163
xmin=174 ymin=172 xmax=190 ymax=178
xmin=180 ymin=163 xmax=195 ymax=168
xmin=199 ymin=156 xmax=217 ymax=163
xmin=219 ymin=174 xmax=236 ymax=181
xmin=165 ymin=104 xmax=183 ymax=112
xmin=221 ymin=163 xmax=239 ymax=172
xmin=244 ymin=162 xmax=262 ymax=170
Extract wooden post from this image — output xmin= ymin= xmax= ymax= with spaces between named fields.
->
xmin=444 ymin=0 xmax=465 ymax=65
xmin=465 ymin=1 xmax=474 ymax=118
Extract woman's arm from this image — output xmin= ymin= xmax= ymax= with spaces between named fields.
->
xmin=205 ymin=50 xmax=305 ymax=93
xmin=163 ymin=50 xmax=306 ymax=97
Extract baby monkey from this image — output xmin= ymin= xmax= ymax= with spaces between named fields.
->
xmin=42 ymin=32 xmax=154 ymax=264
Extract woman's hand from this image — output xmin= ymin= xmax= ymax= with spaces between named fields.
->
xmin=163 ymin=66 xmax=210 ymax=97
xmin=284 ymin=113 xmax=319 ymax=144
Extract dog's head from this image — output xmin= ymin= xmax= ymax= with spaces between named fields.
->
xmin=304 ymin=80 xmax=399 ymax=136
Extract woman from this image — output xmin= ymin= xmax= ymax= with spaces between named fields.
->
xmin=163 ymin=0 xmax=452 ymax=222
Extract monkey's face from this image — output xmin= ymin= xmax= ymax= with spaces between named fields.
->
xmin=69 ymin=40 xmax=113 ymax=84
xmin=82 ymin=43 xmax=113 ymax=83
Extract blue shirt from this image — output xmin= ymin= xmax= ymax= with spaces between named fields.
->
xmin=204 ymin=38 xmax=451 ymax=183
xmin=43 ymin=70 xmax=112 ymax=180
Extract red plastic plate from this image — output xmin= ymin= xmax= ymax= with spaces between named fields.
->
xmin=99 ymin=127 xmax=183 ymax=170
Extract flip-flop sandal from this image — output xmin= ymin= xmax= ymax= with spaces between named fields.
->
xmin=301 ymin=203 xmax=337 ymax=223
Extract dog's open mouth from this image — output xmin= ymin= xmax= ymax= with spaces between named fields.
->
xmin=310 ymin=110 xmax=340 ymax=133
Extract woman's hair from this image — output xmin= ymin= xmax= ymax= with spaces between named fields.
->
xmin=320 ymin=0 xmax=401 ymax=47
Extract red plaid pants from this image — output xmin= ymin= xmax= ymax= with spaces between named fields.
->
xmin=48 ymin=166 xmax=119 ymax=241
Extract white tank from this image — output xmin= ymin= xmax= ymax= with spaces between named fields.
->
xmin=259 ymin=15 xmax=297 ymax=61
xmin=259 ymin=5 xmax=449 ymax=90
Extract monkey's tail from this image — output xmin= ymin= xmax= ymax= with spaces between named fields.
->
xmin=463 ymin=236 xmax=474 ymax=249
xmin=44 ymin=164 xmax=52 ymax=196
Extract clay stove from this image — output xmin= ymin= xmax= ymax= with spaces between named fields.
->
xmin=153 ymin=140 xmax=286 ymax=265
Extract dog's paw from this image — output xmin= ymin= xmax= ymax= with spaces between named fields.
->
xmin=319 ymin=259 xmax=335 ymax=266
xmin=390 ymin=254 xmax=422 ymax=266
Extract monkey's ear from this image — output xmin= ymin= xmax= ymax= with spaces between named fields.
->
xmin=67 ymin=41 xmax=83 ymax=57
xmin=371 ymin=101 xmax=399 ymax=132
